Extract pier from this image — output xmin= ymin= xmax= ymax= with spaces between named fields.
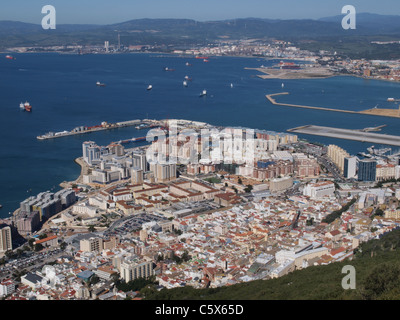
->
xmin=288 ymin=125 xmax=400 ymax=147
xmin=266 ymin=92 xmax=400 ymax=119
xmin=37 ymin=119 xmax=158 ymax=140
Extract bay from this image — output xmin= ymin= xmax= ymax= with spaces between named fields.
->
xmin=1 ymin=52 xmax=400 ymax=217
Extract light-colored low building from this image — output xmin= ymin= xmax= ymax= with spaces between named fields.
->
xmin=303 ymin=181 xmax=335 ymax=199
xmin=270 ymin=177 xmax=293 ymax=192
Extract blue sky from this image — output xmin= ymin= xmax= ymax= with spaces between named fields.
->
xmin=1 ymin=0 xmax=400 ymax=24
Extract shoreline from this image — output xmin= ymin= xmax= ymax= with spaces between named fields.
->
xmin=59 ymin=157 xmax=89 ymax=189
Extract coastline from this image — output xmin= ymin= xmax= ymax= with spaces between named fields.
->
xmin=59 ymin=157 xmax=89 ymax=189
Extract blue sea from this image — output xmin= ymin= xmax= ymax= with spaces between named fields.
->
xmin=1 ymin=52 xmax=400 ymax=217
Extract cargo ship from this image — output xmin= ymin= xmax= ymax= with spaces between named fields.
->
xmin=279 ymin=61 xmax=301 ymax=70
xmin=112 ymin=136 xmax=147 ymax=145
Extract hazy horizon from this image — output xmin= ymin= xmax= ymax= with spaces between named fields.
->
xmin=0 ymin=0 xmax=399 ymax=25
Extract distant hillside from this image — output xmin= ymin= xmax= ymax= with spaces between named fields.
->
xmin=142 ymin=228 xmax=400 ymax=300
xmin=1 ymin=14 xmax=400 ymax=59
xmin=319 ymin=12 xmax=400 ymax=35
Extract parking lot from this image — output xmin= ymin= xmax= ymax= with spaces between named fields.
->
xmin=104 ymin=212 xmax=168 ymax=236
xmin=0 ymin=248 xmax=63 ymax=281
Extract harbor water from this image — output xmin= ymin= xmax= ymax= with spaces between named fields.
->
xmin=1 ymin=52 xmax=400 ymax=216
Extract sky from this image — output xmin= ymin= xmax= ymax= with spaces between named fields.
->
xmin=0 ymin=0 xmax=399 ymax=25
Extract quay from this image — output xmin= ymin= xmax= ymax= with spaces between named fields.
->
xmin=37 ymin=119 xmax=159 ymax=140
xmin=288 ymin=125 xmax=400 ymax=147
xmin=266 ymin=92 xmax=400 ymax=119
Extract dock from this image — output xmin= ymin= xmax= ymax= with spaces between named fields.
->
xmin=288 ymin=125 xmax=400 ymax=147
xmin=266 ymin=92 xmax=400 ymax=119
xmin=37 ymin=120 xmax=155 ymax=140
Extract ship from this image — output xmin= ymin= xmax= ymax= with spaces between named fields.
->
xmin=96 ymin=81 xmax=106 ymax=87
xmin=199 ymin=89 xmax=207 ymax=97
xmin=132 ymin=136 xmax=146 ymax=142
xmin=147 ymin=85 xmax=153 ymax=91
xmin=279 ymin=61 xmax=301 ymax=70
xmin=195 ymin=56 xmax=209 ymax=59
xmin=183 ymin=80 xmax=188 ymax=87
xmin=5 ymin=55 xmax=15 ymax=60
xmin=23 ymin=101 xmax=32 ymax=112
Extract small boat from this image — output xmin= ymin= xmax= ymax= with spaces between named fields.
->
xmin=199 ymin=89 xmax=207 ymax=97
xmin=281 ymin=83 xmax=285 ymax=88
xmin=186 ymin=62 xmax=192 ymax=66
xmin=5 ymin=55 xmax=15 ymax=60
xmin=230 ymin=83 xmax=234 ymax=88
xmin=19 ymin=102 xmax=25 ymax=110
xmin=184 ymin=75 xmax=192 ymax=81
xmin=0 ymin=204 xmax=2 ymax=209
xmin=183 ymin=80 xmax=188 ymax=87
xmin=23 ymin=101 xmax=32 ymax=112
xmin=203 ymin=59 xmax=209 ymax=63
xmin=96 ymin=81 xmax=106 ymax=87
xmin=164 ymin=67 xmax=175 ymax=71
xmin=147 ymin=85 xmax=153 ymax=91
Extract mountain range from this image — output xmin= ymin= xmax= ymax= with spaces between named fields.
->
xmin=1 ymin=13 xmax=400 ymax=55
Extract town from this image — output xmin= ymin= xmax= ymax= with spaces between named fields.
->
xmin=8 ymin=38 xmax=400 ymax=84
xmin=1 ymin=118 xmax=400 ymax=300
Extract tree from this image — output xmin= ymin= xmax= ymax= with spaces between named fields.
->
xmin=34 ymin=243 xmax=44 ymax=252
xmin=38 ymin=233 xmax=47 ymax=240
xmin=28 ymin=238 xmax=35 ymax=249
xmin=244 ymin=185 xmax=253 ymax=193
xmin=238 ymin=178 xmax=243 ymax=185
xmin=111 ymin=272 xmax=120 ymax=283
xmin=362 ymin=263 xmax=400 ymax=300
xmin=88 ymin=225 xmax=96 ymax=233
xmin=89 ymin=275 xmax=100 ymax=286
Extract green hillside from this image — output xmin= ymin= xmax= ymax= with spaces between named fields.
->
xmin=143 ymin=228 xmax=400 ymax=300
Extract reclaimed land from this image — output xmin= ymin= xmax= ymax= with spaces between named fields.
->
xmin=266 ymin=92 xmax=400 ymax=119
xmin=287 ymin=125 xmax=400 ymax=147
xmin=245 ymin=67 xmax=335 ymax=79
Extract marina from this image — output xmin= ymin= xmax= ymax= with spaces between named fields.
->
xmin=288 ymin=125 xmax=400 ymax=147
